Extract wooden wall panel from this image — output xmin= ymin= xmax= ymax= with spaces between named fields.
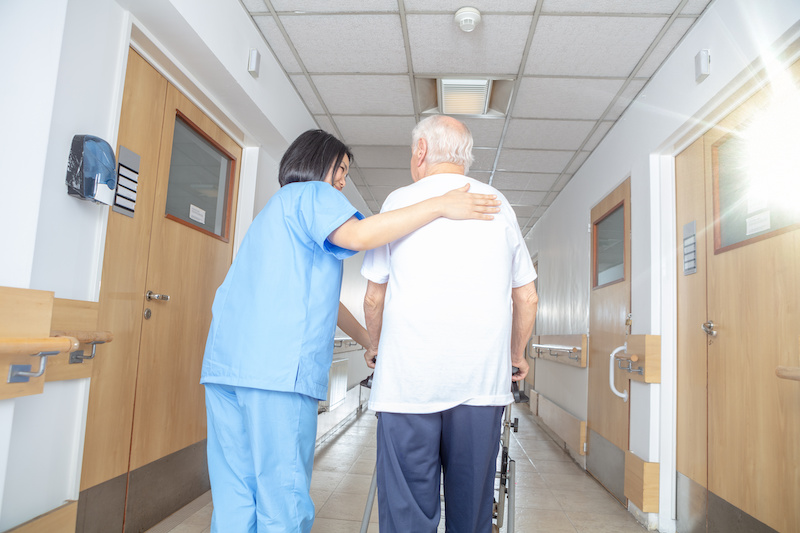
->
xmin=624 ymin=451 xmax=659 ymax=513
xmin=46 ymin=298 xmax=99 ymax=382
xmin=539 ymin=395 xmax=587 ymax=456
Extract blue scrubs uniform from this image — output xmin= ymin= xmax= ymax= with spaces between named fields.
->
xmin=201 ymin=181 xmax=362 ymax=532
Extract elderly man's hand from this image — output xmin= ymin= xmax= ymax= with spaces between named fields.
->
xmin=511 ymin=358 xmax=529 ymax=382
xmin=364 ymin=345 xmax=378 ymax=369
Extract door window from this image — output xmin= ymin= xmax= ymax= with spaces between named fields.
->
xmin=165 ymin=113 xmax=235 ymax=241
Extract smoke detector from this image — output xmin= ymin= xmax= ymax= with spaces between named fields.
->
xmin=455 ymin=7 xmax=481 ymax=33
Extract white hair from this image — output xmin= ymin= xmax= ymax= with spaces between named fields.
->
xmin=411 ymin=115 xmax=474 ymax=174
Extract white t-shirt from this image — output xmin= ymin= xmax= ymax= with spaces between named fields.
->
xmin=361 ymin=174 xmax=537 ymax=414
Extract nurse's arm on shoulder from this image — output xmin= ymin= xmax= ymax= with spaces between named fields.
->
xmin=510 ymin=280 xmax=538 ymax=382
xmin=327 ymin=183 xmax=500 ymax=252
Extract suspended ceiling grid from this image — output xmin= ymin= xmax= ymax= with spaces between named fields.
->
xmin=242 ymin=0 xmax=713 ymax=233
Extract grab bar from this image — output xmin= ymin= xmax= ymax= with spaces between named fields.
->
xmin=1 ymin=336 xmax=79 ymax=384
xmin=609 ymin=344 xmax=629 ymax=402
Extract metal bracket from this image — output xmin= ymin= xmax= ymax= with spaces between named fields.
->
xmin=69 ymin=341 xmax=105 ymax=364
xmin=617 ymin=358 xmax=644 ymax=375
xmin=8 ymin=351 xmax=59 ymax=383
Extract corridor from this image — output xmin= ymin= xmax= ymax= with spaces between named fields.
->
xmin=147 ymin=403 xmax=646 ymax=533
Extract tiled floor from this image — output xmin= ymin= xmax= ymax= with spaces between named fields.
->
xmin=147 ymin=400 xmax=647 ymax=533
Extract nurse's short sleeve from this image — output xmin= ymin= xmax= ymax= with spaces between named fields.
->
xmin=301 ymin=182 xmax=364 ymax=259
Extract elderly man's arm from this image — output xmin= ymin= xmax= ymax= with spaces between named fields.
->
xmin=363 ymin=281 xmax=388 ymax=369
xmin=510 ymin=280 xmax=539 ymax=382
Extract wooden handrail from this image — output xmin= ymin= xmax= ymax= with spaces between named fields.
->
xmin=776 ymin=366 xmax=800 ymax=382
xmin=0 ymin=337 xmax=79 ymax=357
xmin=51 ymin=330 xmax=113 ymax=344
xmin=614 ymin=353 xmax=639 ymax=363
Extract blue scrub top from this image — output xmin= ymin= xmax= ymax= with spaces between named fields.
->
xmin=201 ymin=181 xmax=363 ymax=400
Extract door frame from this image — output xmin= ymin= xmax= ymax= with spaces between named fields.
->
xmin=654 ymin=36 xmax=800 ymax=533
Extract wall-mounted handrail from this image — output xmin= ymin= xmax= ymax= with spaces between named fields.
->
xmin=609 ymin=344 xmax=629 ymax=402
xmin=531 ymin=343 xmax=580 ymax=353
xmin=51 ymin=330 xmax=113 ymax=363
xmin=1 ymin=336 xmax=80 ymax=384
xmin=50 ymin=330 xmax=113 ymax=344
xmin=776 ymin=366 xmax=800 ymax=381
xmin=0 ymin=337 xmax=79 ymax=357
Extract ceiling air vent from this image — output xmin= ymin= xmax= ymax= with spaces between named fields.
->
xmin=439 ymin=78 xmax=492 ymax=115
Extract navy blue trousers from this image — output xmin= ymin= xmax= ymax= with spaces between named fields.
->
xmin=376 ymin=405 xmax=504 ymax=533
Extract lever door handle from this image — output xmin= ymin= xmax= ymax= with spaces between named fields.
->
xmin=701 ymin=320 xmax=717 ymax=337
xmin=146 ymin=291 xmax=170 ymax=302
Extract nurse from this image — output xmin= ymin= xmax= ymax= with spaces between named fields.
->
xmin=200 ymin=129 xmax=500 ymax=533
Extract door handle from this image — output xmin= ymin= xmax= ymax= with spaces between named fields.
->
xmin=146 ymin=290 xmax=170 ymax=302
xmin=701 ymin=320 xmax=717 ymax=337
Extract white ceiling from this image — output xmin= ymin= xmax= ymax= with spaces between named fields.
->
xmin=242 ymin=0 xmax=713 ymax=232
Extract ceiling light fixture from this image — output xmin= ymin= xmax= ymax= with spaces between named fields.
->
xmin=455 ymin=7 xmax=481 ymax=33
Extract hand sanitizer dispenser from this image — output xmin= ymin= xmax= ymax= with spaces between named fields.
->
xmin=65 ymin=134 xmax=117 ymax=205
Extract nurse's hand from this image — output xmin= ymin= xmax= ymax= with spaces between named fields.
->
xmin=364 ymin=346 xmax=377 ymax=369
xmin=437 ymin=184 xmax=501 ymax=220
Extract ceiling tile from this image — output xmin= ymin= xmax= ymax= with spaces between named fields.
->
xmin=517 ymin=216 xmax=531 ymax=229
xmin=243 ymin=0 xmax=267 ymax=12
xmin=361 ymin=168 xmax=413 ymax=188
xmin=356 ymin=185 xmax=378 ymax=203
xmin=534 ymin=206 xmax=548 ymax=217
xmin=366 ymin=200 xmax=381 ymax=213
xmin=333 ymin=116 xmax=418 ymax=146
xmin=312 ymin=75 xmax=414 ymax=115
xmin=461 ymin=118 xmax=506 ymax=147
xmin=513 ymin=204 xmax=537 ymax=218
xmin=637 ymin=17 xmax=695 ymax=77
xmin=513 ymin=77 xmax=624 ymax=119
xmin=545 ymin=191 xmax=559 ymax=204
xmin=583 ymin=121 xmax=614 ymax=150
xmin=471 ymin=148 xmax=497 ymax=171
xmin=682 ymin=0 xmax=713 ymax=15
xmin=253 ymin=15 xmax=302 ymax=73
xmin=290 ymin=75 xmax=324 ymax=114
xmin=525 ymin=15 xmax=668 ymax=77
xmin=504 ymin=118 xmax=596 ymax=150
xmin=270 ymin=0 xmax=398 ymax=12
xmin=313 ymin=115 xmax=335 ymax=134
xmin=516 ymin=190 xmax=549 ymax=204
xmin=566 ymin=151 xmax=591 ymax=174
xmin=492 ymin=172 xmax=559 ymax=190
xmin=497 ymin=149 xmax=575 ymax=173
xmin=406 ymin=14 xmax=532 ymax=75
xmin=280 ymin=15 xmax=407 ymax=73
xmin=404 ymin=0 xmax=537 ymax=12
xmin=541 ymin=0 xmax=681 ymax=14
xmin=347 ymin=168 xmax=365 ymax=187
xmin=351 ymin=146 xmax=410 ymax=168
xmin=605 ymin=79 xmax=646 ymax=120
xmin=468 ymin=171 xmax=492 ymax=183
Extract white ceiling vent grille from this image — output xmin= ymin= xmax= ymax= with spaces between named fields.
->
xmin=439 ymin=78 xmax=492 ymax=115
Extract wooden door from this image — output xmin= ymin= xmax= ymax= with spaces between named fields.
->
xmin=676 ymin=58 xmax=800 ymax=533
xmin=78 ymin=50 xmax=241 ymax=532
xmin=129 ymin=84 xmax=241 ymax=470
xmin=586 ymin=178 xmax=631 ymax=502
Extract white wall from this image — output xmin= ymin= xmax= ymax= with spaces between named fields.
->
xmin=525 ymin=1 xmax=800 ymax=530
xmin=0 ymin=0 xmax=339 ymax=527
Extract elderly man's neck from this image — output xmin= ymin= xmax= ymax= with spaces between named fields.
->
xmin=423 ymin=162 xmax=465 ymax=179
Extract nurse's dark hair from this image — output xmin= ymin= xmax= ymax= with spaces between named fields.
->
xmin=278 ymin=129 xmax=353 ymax=187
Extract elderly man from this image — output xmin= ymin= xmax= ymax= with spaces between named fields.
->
xmin=361 ymin=114 xmax=539 ymax=533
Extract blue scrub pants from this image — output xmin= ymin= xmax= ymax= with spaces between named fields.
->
xmin=204 ymin=384 xmax=318 ymax=533
xmin=376 ymin=405 xmax=504 ymax=533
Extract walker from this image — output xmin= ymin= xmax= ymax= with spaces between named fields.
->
xmin=358 ymin=373 xmax=528 ymax=533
